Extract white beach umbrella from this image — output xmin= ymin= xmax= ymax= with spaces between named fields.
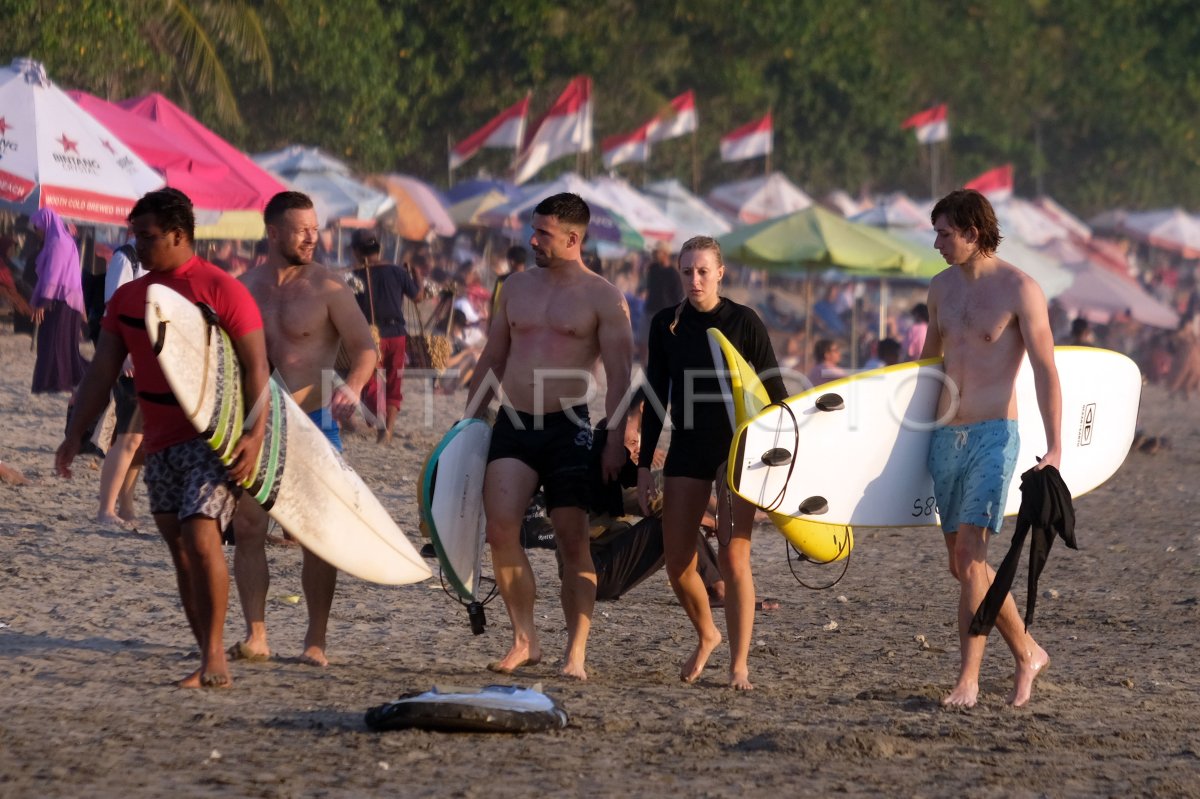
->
xmin=706 ymin=172 xmax=814 ymax=225
xmin=642 ymin=178 xmax=731 ymax=250
xmin=0 ymin=58 xmax=163 ymax=225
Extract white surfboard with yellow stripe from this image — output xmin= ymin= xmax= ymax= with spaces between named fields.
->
xmin=708 ymin=328 xmax=853 ymax=562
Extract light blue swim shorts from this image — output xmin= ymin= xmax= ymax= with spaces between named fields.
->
xmin=306 ymin=408 xmax=343 ymax=452
xmin=927 ymin=419 xmax=1020 ymax=534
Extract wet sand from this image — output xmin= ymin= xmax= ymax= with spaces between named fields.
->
xmin=1 ymin=327 xmax=1199 ymax=798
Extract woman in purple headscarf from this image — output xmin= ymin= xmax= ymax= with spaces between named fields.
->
xmin=29 ymin=208 xmax=87 ymax=393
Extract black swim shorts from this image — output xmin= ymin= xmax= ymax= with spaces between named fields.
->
xmin=488 ymin=404 xmax=593 ymax=511
xmin=663 ymin=427 xmax=732 ymax=481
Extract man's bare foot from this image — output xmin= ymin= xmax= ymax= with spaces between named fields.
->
xmin=226 ymin=641 xmax=270 ymax=662
xmin=729 ymin=668 xmax=754 ymax=691
xmin=681 ymin=629 xmax=721 ymax=683
xmin=178 ymin=667 xmax=232 ymax=689
xmin=299 ymin=646 xmax=329 ymax=667
xmin=1008 ymin=646 xmax=1050 ymax=707
xmin=376 ymin=429 xmax=392 ymax=445
xmin=942 ymin=679 xmax=979 ymax=708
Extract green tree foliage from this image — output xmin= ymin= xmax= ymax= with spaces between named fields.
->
xmin=5 ymin=0 xmax=1200 ymax=214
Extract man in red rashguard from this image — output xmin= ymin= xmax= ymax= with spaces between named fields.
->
xmin=55 ymin=188 xmax=270 ymax=689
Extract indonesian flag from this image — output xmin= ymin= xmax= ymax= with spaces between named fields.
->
xmin=965 ymin=164 xmax=1014 ymax=202
xmin=449 ymin=94 xmax=529 ymax=171
xmin=647 ymin=90 xmax=697 ymax=143
xmin=601 ymin=120 xmax=654 ymax=169
xmin=719 ymin=113 xmax=772 ymax=162
xmin=512 ymin=76 xmax=593 ymax=185
xmin=901 ymin=104 xmax=949 ymax=144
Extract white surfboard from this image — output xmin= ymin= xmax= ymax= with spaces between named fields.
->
xmin=707 ymin=328 xmax=853 ymax=562
xmin=420 ymin=419 xmax=491 ymax=601
xmin=729 ymin=347 xmax=1141 ymax=528
xmin=144 ymin=284 xmax=431 ymax=585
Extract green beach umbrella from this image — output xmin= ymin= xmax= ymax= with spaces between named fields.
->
xmin=719 ymin=206 xmax=938 ymax=274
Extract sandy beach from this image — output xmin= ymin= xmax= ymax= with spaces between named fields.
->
xmin=2 ymin=325 xmax=1199 ymax=798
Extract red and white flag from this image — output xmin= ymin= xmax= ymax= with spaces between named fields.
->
xmin=901 ymin=104 xmax=949 ymax=144
xmin=719 ymin=112 xmax=772 ymax=162
xmin=449 ymin=94 xmax=530 ymax=171
xmin=647 ymin=90 xmax=697 ymax=143
xmin=512 ymin=76 xmax=593 ymax=185
xmin=601 ymin=120 xmax=654 ymax=169
xmin=964 ymin=164 xmax=1014 ymax=201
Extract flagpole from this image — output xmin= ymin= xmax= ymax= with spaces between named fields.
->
xmin=447 ymin=134 xmax=454 ymax=187
xmin=929 ymin=142 xmax=938 ymax=198
xmin=691 ymin=128 xmax=699 ymax=194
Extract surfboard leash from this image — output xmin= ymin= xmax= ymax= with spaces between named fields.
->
xmin=785 ymin=535 xmax=851 ymax=590
xmin=761 ymin=399 xmax=801 ymax=514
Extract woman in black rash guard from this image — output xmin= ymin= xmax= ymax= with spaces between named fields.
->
xmin=637 ymin=236 xmax=786 ymax=690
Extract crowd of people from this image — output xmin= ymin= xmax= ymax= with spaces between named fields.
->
xmin=0 ymin=185 xmax=1197 ymax=705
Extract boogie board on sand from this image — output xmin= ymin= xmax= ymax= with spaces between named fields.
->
xmin=728 ymin=347 xmax=1141 ymax=528
xmin=420 ymin=418 xmax=491 ymax=601
xmin=145 ymin=284 xmax=431 ymax=586
xmin=707 ymin=328 xmax=853 ymax=562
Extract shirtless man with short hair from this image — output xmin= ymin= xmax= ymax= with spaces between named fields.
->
xmin=922 ymin=189 xmax=1061 ymax=708
xmin=229 ymin=191 xmax=377 ymax=667
xmin=465 ymin=193 xmax=633 ymax=681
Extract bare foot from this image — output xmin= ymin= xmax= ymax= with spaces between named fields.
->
xmin=376 ymin=429 xmax=392 ymax=445
xmin=178 ymin=667 xmax=232 ymax=689
xmin=177 ymin=669 xmax=203 ymax=689
xmin=226 ymin=641 xmax=270 ymax=662
xmin=729 ymin=669 xmax=754 ymax=691
xmin=560 ymin=660 xmax=588 ymax=681
xmin=681 ymin=629 xmax=722 ymax=683
xmin=0 ymin=464 xmax=29 ymax=485
xmin=299 ymin=646 xmax=329 ymax=667
xmin=96 ymin=513 xmax=138 ymax=532
xmin=487 ymin=644 xmax=542 ymax=675
xmin=1008 ymin=646 xmax=1050 ymax=707
xmin=942 ymin=679 xmax=979 ymax=708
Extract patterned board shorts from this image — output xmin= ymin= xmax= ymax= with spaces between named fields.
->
xmin=143 ymin=437 xmax=241 ymax=531
xmin=928 ymin=419 xmax=1020 ymax=534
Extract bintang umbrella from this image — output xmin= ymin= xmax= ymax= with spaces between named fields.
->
xmin=0 ymin=58 xmax=164 ymax=225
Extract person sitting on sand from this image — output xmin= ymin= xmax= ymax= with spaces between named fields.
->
xmin=55 ymin=188 xmax=270 ymax=689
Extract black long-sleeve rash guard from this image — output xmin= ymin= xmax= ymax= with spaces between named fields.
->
xmin=639 ymin=297 xmax=786 ymax=467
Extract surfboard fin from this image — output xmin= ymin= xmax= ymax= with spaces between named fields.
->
xmin=761 ymin=447 xmax=793 ymax=467
xmin=815 ymin=393 xmax=844 ymax=412
xmin=798 ymin=496 xmax=829 ymax=516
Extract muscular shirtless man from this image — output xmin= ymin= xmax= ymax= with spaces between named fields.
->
xmin=465 ymin=193 xmax=633 ymax=680
xmin=922 ymin=189 xmax=1061 ymax=708
xmin=229 ymin=191 xmax=377 ymax=666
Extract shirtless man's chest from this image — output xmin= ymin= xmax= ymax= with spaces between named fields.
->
xmin=935 ymin=271 xmax=1026 ymax=421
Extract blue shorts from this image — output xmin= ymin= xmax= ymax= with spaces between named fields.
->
xmin=927 ymin=419 xmax=1019 ymax=534
xmin=307 ymin=408 xmax=343 ymax=452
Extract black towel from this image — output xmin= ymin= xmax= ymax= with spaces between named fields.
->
xmin=969 ymin=464 xmax=1077 ymax=636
